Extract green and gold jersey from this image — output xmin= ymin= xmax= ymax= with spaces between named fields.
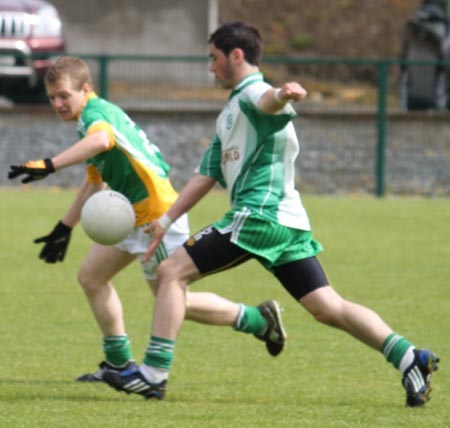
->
xmin=77 ymin=93 xmax=178 ymax=226
xmin=199 ymin=73 xmax=311 ymax=232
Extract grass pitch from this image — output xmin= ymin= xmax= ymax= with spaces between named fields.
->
xmin=0 ymin=189 xmax=449 ymax=428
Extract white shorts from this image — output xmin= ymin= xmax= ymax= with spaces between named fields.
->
xmin=115 ymin=214 xmax=189 ymax=280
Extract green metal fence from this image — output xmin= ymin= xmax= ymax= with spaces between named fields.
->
xmin=72 ymin=55 xmax=449 ymax=197
xmin=4 ymin=53 xmax=449 ymax=196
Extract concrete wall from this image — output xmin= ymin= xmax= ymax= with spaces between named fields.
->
xmin=49 ymin=0 xmax=217 ymax=84
xmin=51 ymin=0 xmax=216 ymax=55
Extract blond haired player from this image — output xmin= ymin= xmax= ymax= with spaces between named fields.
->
xmin=8 ymin=56 xmax=287 ymax=381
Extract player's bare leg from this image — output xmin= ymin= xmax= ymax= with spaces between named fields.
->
xmin=299 ymin=285 xmax=392 ymax=350
xmin=299 ymin=285 xmax=439 ymax=406
xmin=151 ymin=247 xmax=199 ymax=339
xmin=101 ymin=246 xmax=287 ymax=398
xmin=76 ymin=244 xmax=137 ymax=382
xmin=101 ymin=248 xmax=199 ymax=398
xmin=78 ymin=244 xmax=136 ymax=336
xmin=148 ymin=278 xmax=241 ymax=325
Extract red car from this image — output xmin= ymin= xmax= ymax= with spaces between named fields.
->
xmin=0 ymin=0 xmax=65 ymax=103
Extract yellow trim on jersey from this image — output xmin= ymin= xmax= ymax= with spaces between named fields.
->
xmin=132 ymin=171 xmax=178 ymax=225
xmin=75 ymin=92 xmax=98 ymax=121
xmin=87 ymin=122 xmax=115 ymax=150
xmin=120 ymin=150 xmax=178 ymax=226
xmin=85 ymin=164 xmax=103 ymax=184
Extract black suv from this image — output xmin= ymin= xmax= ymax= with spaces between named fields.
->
xmin=0 ymin=0 xmax=65 ymax=103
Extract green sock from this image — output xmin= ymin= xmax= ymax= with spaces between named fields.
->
xmin=234 ymin=304 xmax=267 ymax=335
xmin=143 ymin=336 xmax=175 ymax=370
xmin=103 ymin=335 xmax=133 ymax=367
xmin=382 ymin=333 xmax=414 ymax=369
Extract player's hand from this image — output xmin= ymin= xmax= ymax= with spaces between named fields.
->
xmin=34 ymin=221 xmax=72 ymax=263
xmin=8 ymin=158 xmax=55 ymax=183
xmin=277 ymin=82 xmax=308 ymax=103
xmin=142 ymin=220 xmax=166 ymax=262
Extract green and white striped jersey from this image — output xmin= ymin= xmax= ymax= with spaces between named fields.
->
xmin=199 ymin=73 xmax=311 ymax=231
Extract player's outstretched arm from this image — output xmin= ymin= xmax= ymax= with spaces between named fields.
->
xmin=258 ymin=82 xmax=308 ymax=114
xmin=166 ymin=174 xmax=217 ymax=221
xmin=143 ymin=174 xmax=216 ymax=262
xmin=8 ymin=131 xmax=111 ymax=183
xmin=52 ymin=131 xmax=111 ymax=169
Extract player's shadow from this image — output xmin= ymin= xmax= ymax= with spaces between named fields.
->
xmin=0 ymin=378 xmax=123 ymax=402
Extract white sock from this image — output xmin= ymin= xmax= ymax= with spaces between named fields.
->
xmin=399 ymin=347 xmax=415 ymax=374
xmin=139 ymin=364 xmax=169 ymax=384
xmin=233 ymin=303 xmax=246 ymax=330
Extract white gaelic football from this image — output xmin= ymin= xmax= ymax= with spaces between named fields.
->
xmin=81 ymin=190 xmax=135 ymax=245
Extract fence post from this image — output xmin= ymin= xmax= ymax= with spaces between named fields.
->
xmin=375 ymin=60 xmax=389 ymax=197
xmin=98 ymin=55 xmax=109 ymax=99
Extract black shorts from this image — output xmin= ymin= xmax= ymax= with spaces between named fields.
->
xmin=183 ymin=225 xmax=329 ymax=300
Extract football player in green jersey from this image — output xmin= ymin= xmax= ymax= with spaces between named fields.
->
xmin=8 ymin=56 xmax=287 ymax=383
xmin=102 ymin=22 xmax=439 ymax=406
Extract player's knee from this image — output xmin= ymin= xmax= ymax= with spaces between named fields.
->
xmin=156 ymin=257 xmax=182 ymax=283
xmin=77 ymin=268 xmax=98 ymax=294
xmin=156 ymin=253 xmax=198 ymax=285
xmin=311 ymin=310 xmax=338 ymax=326
xmin=309 ymin=301 xmax=343 ymax=327
xmin=77 ymin=269 xmax=88 ymax=288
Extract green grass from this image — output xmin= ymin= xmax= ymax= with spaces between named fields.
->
xmin=1 ymin=188 xmax=449 ymax=428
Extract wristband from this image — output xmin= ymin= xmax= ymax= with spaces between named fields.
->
xmin=158 ymin=213 xmax=173 ymax=230
xmin=44 ymin=158 xmax=56 ymax=173
xmin=273 ymin=88 xmax=284 ymax=103
xmin=56 ymin=220 xmax=73 ymax=233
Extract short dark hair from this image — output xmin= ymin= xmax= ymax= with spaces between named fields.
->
xmin=208 ymin=21 xmax=263 ymax=66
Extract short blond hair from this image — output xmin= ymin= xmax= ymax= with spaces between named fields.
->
xmin=45 ymin=56 xmax=93 ymax=90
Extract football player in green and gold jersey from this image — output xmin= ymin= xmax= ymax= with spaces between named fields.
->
xmin=8 ymin=56 xmax=287 ymax=382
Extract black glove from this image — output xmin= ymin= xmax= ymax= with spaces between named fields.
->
xmin=34 ymin=221 xmax=72 ymax=263
xmin=8 ymin=158 xmax=55 ymax=183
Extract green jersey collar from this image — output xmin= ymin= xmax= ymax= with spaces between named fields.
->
xmin=229 ymin=72 xmax=264 ymax=100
